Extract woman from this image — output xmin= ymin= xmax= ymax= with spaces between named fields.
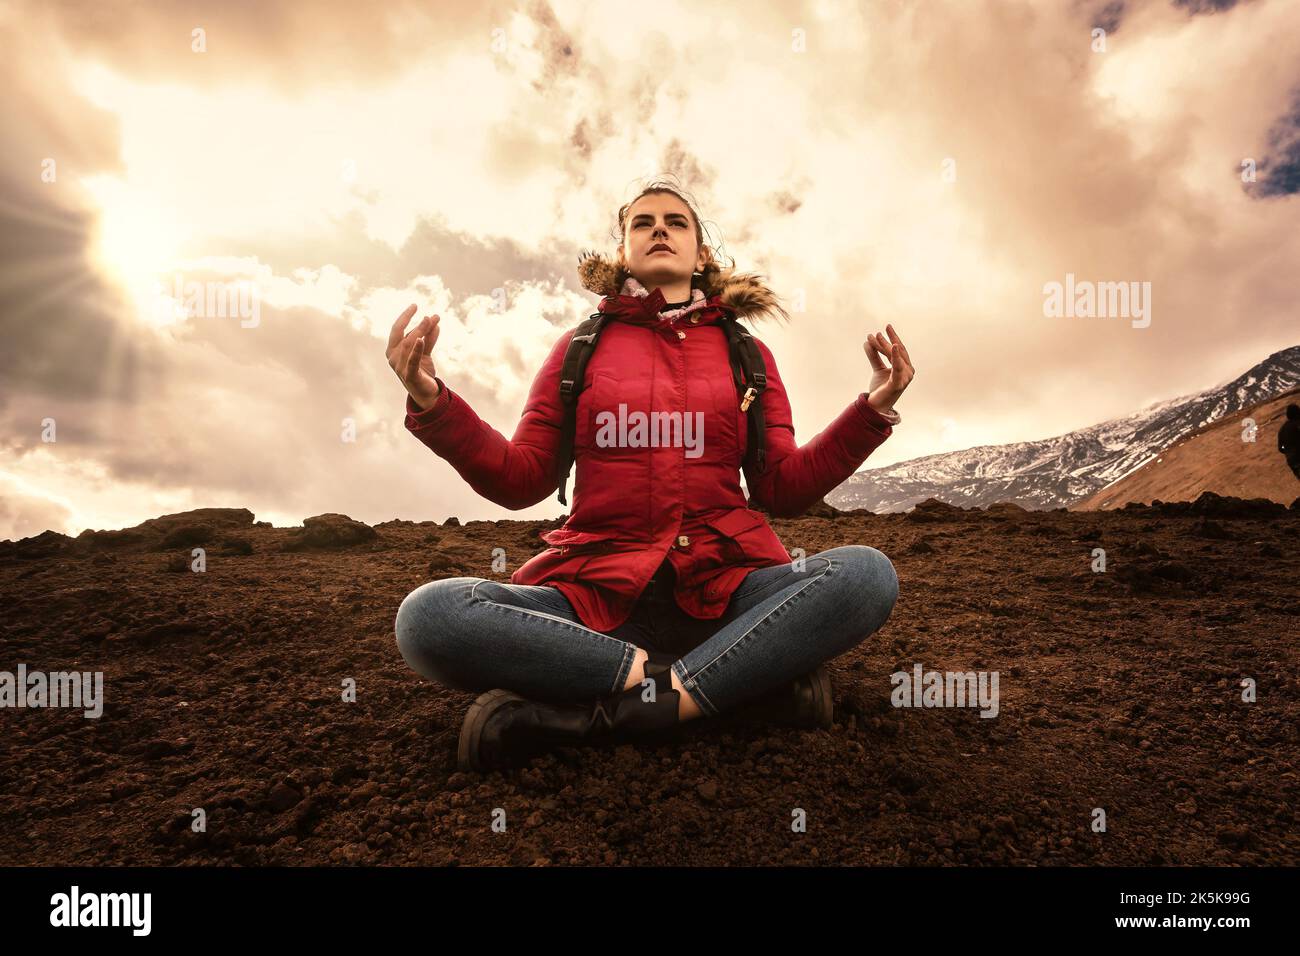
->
xmin=388 ymin=182 xmax=913 ymax=772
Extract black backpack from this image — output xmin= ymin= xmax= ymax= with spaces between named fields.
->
xmin=554 ymin=311 xmax=768 ymax=505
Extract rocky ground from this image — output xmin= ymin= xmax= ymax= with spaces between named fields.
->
xmin=1 ymin=494 xmax=1297 ymax=866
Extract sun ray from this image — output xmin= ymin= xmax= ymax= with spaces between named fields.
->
xmin=78 ymin=174 xmax=187 ymax=327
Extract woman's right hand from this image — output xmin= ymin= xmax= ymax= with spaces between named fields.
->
xmin=387 ymin=304 xmax=442 ymax=411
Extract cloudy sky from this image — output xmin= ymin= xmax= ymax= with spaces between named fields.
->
xmin=2 ymin=0 xmax=1297 ymax=540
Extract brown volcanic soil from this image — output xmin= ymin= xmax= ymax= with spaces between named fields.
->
xmin=1 ymin=497 xmax=1298 ymax=867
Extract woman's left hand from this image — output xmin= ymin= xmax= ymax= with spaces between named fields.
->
xmin=864 ymin=324 xmax=914 ymax=413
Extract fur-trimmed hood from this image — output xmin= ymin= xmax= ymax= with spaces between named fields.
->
xmin=577 ymin=251 xmax=789 ymax=323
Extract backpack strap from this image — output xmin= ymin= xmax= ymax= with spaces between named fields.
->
xmin=720 ymin=316 xmax=769 ymax=476
xmin=555 ymin=313 xmax=609 ymax=505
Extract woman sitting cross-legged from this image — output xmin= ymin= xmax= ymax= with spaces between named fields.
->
xmin=387 ymin=181 xmax=913 ymax=772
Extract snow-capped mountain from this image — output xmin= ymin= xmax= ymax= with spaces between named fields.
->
xmin=829 ymin=345 xmax=1300 ymax=513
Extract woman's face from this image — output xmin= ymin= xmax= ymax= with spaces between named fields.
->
xmin=619 ymin=192 xmax=707 ymax=289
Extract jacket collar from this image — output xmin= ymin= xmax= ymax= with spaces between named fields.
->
xmin=598 ymin=280 xmax=724 ymax=327
xmin=577 ymin=251 xmax=790 ymax=325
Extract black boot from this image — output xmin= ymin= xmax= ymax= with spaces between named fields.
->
xmin=729 ymin=664 xmax=834 ymax=729
xmin=457 ymin=651 xmax=684 ymax=772
xmin=595 ymin=651 xmax=683 ymax=743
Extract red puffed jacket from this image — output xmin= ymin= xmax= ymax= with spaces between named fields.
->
xmin=403 ymin=259 xmax=897 ymax=633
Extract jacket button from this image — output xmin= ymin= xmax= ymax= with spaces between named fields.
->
xmin=676 ymin=330 xmax=686 ymax=339
xmin=677 ymin=535 xmax=690 ymax=547
xmin=689 ymin=315 xmax=699 ymax=323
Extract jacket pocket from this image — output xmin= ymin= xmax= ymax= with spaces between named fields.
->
xmin=539 ymin=526 xmax=619 ymax=555
xmin=702 ymin=508 xmax=770 ymax=561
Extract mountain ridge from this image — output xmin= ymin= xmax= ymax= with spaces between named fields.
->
xmin=830 ymin=345 xmax=1300 ymax=513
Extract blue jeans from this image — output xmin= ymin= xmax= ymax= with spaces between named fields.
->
xmin=394 ymin=545 xmax=898 ymax=718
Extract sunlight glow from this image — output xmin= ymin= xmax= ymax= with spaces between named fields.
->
xmin=80 ymin=174 xmax=188 ymax=327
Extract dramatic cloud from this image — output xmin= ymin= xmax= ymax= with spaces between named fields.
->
xmin=2 ymin=0 xmax=1298 ymax=540
xmin=1253 ymin=92 xmax=1300 ymax=197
